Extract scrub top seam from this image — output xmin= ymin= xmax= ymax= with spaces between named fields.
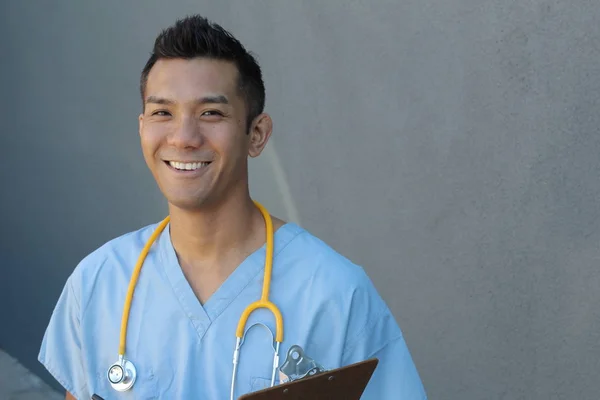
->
xmin=158 ymin=230 xmax=211 ymax=340
xmin=79 ymin=256 xmax=109 ymax=318
xmin=341 ymin=305 xmax=389 ymax=357
xmin=367 ymin=332 xmax=404 ymax=359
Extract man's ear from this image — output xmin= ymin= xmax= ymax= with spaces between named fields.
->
xmin=138 ymin=114 xmax=144 ymax=137
xmin=248 ymin=113 xmax=273 ymax=158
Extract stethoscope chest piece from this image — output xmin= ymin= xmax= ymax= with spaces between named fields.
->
xmin=107 ymin=359 xmax=137 ymax=391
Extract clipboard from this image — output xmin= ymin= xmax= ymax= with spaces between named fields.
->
xmin=238 ymin=358 xmax=378 ymax=400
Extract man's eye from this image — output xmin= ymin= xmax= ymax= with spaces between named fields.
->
xmin=151 ymin=110 xmax=170 ymax=116
xmin=202 ymin=110 xmax=223 ymax=117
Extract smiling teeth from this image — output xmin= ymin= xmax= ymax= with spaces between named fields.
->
xmin=169 ymin=161 xmax=210 ymax=171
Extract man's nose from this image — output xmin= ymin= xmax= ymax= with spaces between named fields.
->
xmin=167 ymin=116 xmax=204 ymax=148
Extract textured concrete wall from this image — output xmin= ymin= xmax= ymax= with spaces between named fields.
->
xmin=1 ymin=1 xmax=599 ymax=399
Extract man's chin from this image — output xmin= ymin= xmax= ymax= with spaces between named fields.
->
xmin=165 ymin=193 xmax=217 ymax=212
xmin=167 ymin=199 xmax=207 ymax=211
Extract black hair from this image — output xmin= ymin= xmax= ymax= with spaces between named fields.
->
xmin=140 ymin=15 xmax=265 ymax=131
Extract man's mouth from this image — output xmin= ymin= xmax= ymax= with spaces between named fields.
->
xmin=165 ymin=161 xmax=211 ymax=171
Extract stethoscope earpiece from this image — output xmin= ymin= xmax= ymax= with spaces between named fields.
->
xmin=107 ymin=358 xmax=137 ymax=391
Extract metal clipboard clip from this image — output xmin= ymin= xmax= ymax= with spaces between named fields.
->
xmin=278 ymin=345 xmax=328 ymax=383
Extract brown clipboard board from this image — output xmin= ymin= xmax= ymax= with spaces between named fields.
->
xmin=238 ymin=358 xmax=379 ymax=400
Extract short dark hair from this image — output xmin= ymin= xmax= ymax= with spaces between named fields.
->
xmin=140 ymin=15 xmax=265 ymax=131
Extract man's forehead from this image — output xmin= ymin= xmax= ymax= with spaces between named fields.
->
xmin=146 ymin=58 xmax=239 ymax=98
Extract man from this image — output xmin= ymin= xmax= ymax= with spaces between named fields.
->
xmin=39 ymin=15 xmax=427 ymax=399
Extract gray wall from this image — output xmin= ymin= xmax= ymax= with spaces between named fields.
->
xmin=1 ymin=1 xmax=599 ymax=399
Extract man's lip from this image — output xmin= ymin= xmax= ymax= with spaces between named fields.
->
xmin=163 ymin=160 xmax=212 ymax=163
xmin=163 ymin=161 xmax=212 ymax=174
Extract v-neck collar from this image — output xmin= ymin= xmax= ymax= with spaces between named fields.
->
xmin=157 ymin=222 xmax=303 ymax=339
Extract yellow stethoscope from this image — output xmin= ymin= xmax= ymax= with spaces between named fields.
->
xmin=106 ymin=201 xmax=283 ymax=400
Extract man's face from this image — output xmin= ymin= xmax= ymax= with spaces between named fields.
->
xmin=139 ymin=58 xmax=264 ymax=210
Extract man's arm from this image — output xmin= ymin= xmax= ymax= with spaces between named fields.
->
xmin=343 ymin=310 xmax=427 ymax=399
xmin=338 ymin=270 xmax=427 ymax=399
xmin=38 ymin=275 xmax=88 ymax=399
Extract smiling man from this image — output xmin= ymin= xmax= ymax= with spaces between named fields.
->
xmin=38 ymin=15 xmax=427 ymax=399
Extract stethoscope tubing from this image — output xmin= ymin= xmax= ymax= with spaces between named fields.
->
xmin=108 ymin=201 xmax=283 ymax=398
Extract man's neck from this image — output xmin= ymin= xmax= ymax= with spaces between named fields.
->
xmin=168 ymin=193 xmax=265 ymax=274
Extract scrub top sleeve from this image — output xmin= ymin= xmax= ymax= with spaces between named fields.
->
xmin=38 ymin=276 xmax=87 ymax=399
xmin=342 ymin=311 xmax=427 ymax=399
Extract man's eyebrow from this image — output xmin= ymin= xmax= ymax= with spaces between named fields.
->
xmin=145 ymin=96 xmax=174 ymax=105
xmin=144 ymin=95 xmax=230 ymax=105
xmin=197 ymin=95 xmax=229 ymax=105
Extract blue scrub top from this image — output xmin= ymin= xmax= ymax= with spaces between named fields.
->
xmin=39 ymin=222 xmax=427 ymax=399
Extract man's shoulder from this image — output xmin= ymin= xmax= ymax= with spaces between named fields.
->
xmin=69 ymin=221 xmax=163 ymax=283
xmin=280 ymin=224 xmax=378 ymax=294
xmin=281 ymin=225 xmax=399 ymax=352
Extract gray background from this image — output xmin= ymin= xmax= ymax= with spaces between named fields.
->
xmin=1 ymin=1 xmax=599 ymax=399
